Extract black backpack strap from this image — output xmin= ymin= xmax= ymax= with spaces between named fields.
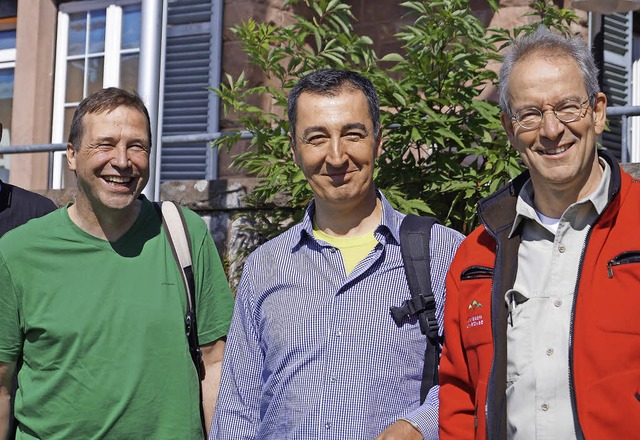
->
xmin=155 ymin=201 xmax=206 ymax=435
xmin=389 ymin=214 xmax=440 ymax=404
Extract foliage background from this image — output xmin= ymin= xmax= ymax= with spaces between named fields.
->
xmin=212 ymin=0 xmax=579 ymax=267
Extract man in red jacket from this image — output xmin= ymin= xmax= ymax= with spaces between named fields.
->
xmin=439 ymin=26 xmax=640 ymax=440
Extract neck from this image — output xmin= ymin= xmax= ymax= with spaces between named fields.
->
xmin=532 ymin=160 xmax=604 ymax=218
xmin=68 ymin=198 xmax=142 ymax=241
xmin=313 ymin=191 xmax=382 ymax=237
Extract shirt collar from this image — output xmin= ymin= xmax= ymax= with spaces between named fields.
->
xmin=294 ymin=190 xmax=400 ymax=249
xmin=509 ymin=158 xmax=612 ymax=237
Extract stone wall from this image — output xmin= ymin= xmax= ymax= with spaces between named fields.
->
xmin=40 ymin=163 xmax=640 ymax=288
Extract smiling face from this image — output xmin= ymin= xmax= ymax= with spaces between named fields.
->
xmin=500 ymin=51 xmax=607 ymax=206
xmin=290 ymin=88 xmax=380 ymax=210
xmin=67 ymin=106 xmax=150 ymax=218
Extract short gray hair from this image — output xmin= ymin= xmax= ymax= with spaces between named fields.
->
xmin=498 ymin=26 xmax=599 ymax=115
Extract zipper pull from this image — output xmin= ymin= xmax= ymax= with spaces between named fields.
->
xmin=607 ymin=261 xmax=614 ymax=278
xmin=508 ymin=293 xmax=515 ymax=327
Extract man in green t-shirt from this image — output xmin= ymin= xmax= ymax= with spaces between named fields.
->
xmin=0 ymin=88 xmax=234 ymax=439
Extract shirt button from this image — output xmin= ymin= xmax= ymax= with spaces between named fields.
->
xmin=329 ymin=247 xmax=337 ymax=253
xmin=330 ymin=377 xmax=337 ymax=383
xmin=336 ymin=330 xmax=342 ymax=337
xmin=558 ymin=244 xmax=566 ymax=253
xmin=554 ymin=299 xmax=562 ymax=307
xmin=541 ymin=403 xmax=550 ymax=411
xmin=325 ymin=422 xmax=331 ymax=429
xmin=546 ymin=348 xmax=554 ymax=356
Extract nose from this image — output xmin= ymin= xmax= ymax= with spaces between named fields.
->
xmin=111 ymin=145 xmax=131 ymax=169
xmin=325 ymin=137 xmax=347 ymax=167
xmin=538 ymin=109 xmax=565 ymax=140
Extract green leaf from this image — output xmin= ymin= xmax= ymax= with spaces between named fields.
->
xmin=380 ymin=53 xmax=405 ymax=63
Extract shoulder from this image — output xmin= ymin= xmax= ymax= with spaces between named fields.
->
xmin=7 ymin=184 xmax=57 ymax=212
xmin=0 ymin=209 xmax=64 ymax=251
xmin=177 ymin=204 xmax=208 ymax=230
xmin=243 ymin=222 xmax=303 ymax=267
xmin=431 ymin=223 xmax=465 ymax=248
xmin=151 ymin=200 xmax=208 ymax=237
xmin=449 ymin=224 xmax=496 ymax=272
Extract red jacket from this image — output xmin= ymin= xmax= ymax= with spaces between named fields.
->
xmin=439 ymin=150 xmax=640 ymax=439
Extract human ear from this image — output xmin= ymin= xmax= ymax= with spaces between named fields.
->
xmin=500 ymin=111 xmax=516 ymax=144
xmin=66 ymin=143 xmax=77 ymax=172
xmin=592 ymin=92 xmax=607 ymax=136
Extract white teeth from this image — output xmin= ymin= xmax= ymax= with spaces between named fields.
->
xmin=539 ymin=146 xmax=568 ymax=155
xmin=104 ymin=176 xmax=132 ymax=184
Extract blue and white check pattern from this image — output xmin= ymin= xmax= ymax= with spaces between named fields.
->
xmin=211 ymin=193 xmax=463 ymax=440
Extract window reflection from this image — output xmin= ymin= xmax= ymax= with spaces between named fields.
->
xmin=0 ymin=30 xmax=16 ymax=51
xmin=120 ymin=54 xmax=139 ymax=92
xmin=67 ymin=12 xmax=86 ymax=57
xmin=87 ymin=56 xmax=105 ymax=96
xmin=65 ymin=59 xmax=84 ymax=103
xmin=88 ymin=10 xmax=106 ymax=54
xmin=122 ymin=6 xmax=141 ymax=50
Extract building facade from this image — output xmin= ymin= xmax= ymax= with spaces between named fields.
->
xmin=0 ymin=0 xmax=638 ymax=193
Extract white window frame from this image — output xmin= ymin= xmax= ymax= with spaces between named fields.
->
xmin=51 ymin=0 xmax=140 ymax=189
xmin=0 ymin=31 xmax=16 ymax=173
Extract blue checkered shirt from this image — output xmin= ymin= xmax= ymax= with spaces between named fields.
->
xmin=211 ymin=193 xmax=463 ymax=439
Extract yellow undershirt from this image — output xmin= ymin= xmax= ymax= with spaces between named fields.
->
xmin=313 ymin=227 xmax=378 ymax=275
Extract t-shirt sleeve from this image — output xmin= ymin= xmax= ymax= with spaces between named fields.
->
xmin=183 ymin=208 xmax=234 ymax=345
xmin=0 ymin=251 xmax=21 ymax=363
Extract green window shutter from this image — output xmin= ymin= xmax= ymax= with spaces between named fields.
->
xmin=600 ymin=12 xmax=633 ymax=161
xmin=160 ymin=0 xmax=220 ymax=181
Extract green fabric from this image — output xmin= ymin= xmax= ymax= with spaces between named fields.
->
xmin=0 ymin=198 xmax=234 ymax=439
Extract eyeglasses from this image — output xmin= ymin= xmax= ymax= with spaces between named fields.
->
xmin=511 ymin=98 xmax=591 ymax=130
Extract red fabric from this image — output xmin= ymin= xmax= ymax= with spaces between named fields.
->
xmin=439 ymin=169 xmax=640 ymax=439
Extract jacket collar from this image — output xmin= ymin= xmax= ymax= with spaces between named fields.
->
xmin=478 ymin=148 xmax=622 ymax=238
xmin=294 ymin=190 xmax=400 ymax=249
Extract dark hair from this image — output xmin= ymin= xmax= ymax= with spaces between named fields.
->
xmin=287 ymin=68 xmax=381 ymax=147
xmin=68 ymin=87 xmax=152 ymax=151
xmin=499 ymin=26 xmax=600 ymax=114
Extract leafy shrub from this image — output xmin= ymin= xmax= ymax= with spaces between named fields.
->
xmin=212 ymin=0 xmax=578 ymax=267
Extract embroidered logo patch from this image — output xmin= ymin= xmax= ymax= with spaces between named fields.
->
xmin=466 ymin=299 xmax=485 ymax=328
xmin=467 ymin=314 xmax=484 ymax=328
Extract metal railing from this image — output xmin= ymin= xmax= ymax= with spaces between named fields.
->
xmin=0 ymin=130 xmax=254 ymax=189
xmin=1 ymin=105 xmax=639 ymax=189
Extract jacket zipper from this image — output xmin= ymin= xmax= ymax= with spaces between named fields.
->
xmin=569 ymin=183 xmax=620 ymax=440
xmin=606 ymin=251 xmax=640 ymax=278
xmin=568 ymin=235 xmax=588 ymax=440
xmin=477 ymin=214 xmax=500 ymax=440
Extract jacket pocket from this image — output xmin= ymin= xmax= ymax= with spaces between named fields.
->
xmin=461 ymin=266 xmax=494 ymax=280
xmin=607 ymin=251 xmax=640 ymax=278
xmin=459 ymin=266 xmax=494 ymax=349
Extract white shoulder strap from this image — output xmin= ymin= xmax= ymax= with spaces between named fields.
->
xmin=161 ymin=201 xmax=194 ymax=309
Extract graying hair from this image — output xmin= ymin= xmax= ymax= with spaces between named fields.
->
xmin=498 ymin=26 xmax=599 ymax=115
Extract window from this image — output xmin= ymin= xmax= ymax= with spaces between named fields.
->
xmin=51 ymin=1 xmax=141 ymax=188
xmin=160 ymin=0 xmax=222 ymax=182
xmin=0 ymin=25 xmax=16 ymax=181
xmin=50 ymin=0 xmax=223 ymax=189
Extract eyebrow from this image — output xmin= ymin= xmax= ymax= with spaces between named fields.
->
xmin=343 ymin=123 xmax=368 ymax=133
xmin=514 ymin=95 xmax=585 ymax=112
xmin=301 ymin=126 xmax=328 ymax=139
xmin=300 ymin=122 xmax=369 ymax=139
xmin=93 ymin=135 xmax=149 ymax=146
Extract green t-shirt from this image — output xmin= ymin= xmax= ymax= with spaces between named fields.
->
xmin=0 ymin=198 xmax=234 ymax=439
